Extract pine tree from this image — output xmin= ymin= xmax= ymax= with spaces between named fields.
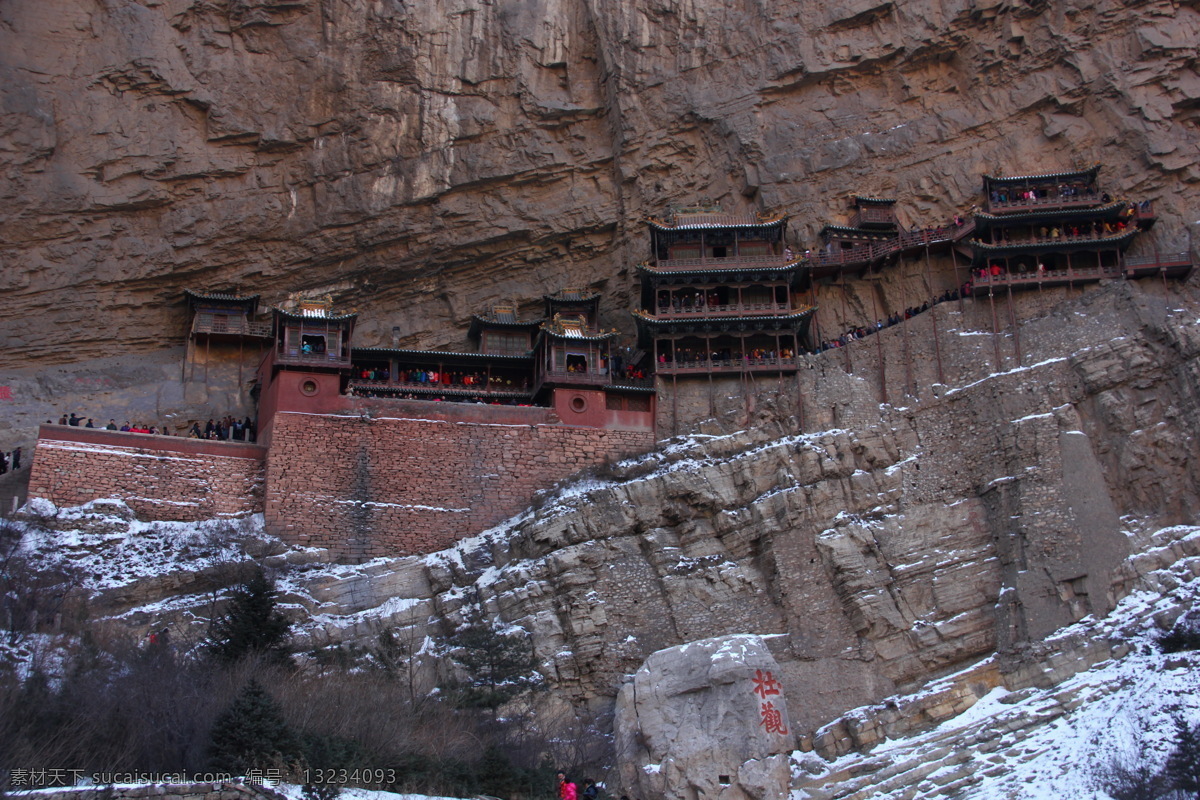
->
xmin=1165 ymin=717 xmax=1200 ymax=799
xmin=208 ymin=678 xmax=302 ymax=776
xmin=207 ymin=567 xmax=292 ymax=665
xmin=440 ymin=603 xmax=541 ymax=713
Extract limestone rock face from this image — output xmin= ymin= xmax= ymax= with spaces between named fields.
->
xmin=615 ymin=635 xmax=793 ymax=800
xmin=18 ymin=278 xmax=1200 ymax=798
xmin=3 ymin=0 xmax=1200 ymax=452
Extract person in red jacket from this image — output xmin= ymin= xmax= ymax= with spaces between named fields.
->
xmin=558 ymin=773 xmax=577 ymax=800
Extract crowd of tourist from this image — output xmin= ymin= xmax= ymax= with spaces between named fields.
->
xmin=49 ymin=412 xmax=255 ymax=442
xmin=187 ymin=416 xmax=256 ymax=441
xmin=347 ymin=385 xmax=539 ymax=406
xmin=0 ymin=447 xmax=22 ymax=475
xmin=355 ymin=366 xmax=532 ymax=390
xmin=812 ymin=286 xmax=965 ymax=354
xmin=657 ymin=347 xmax=798 ymax=367
xmin=988 ymin=184 xmax=1100 ymax=205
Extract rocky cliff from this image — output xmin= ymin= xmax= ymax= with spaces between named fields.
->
xmin=5 ymin=1 xmax=1200 ymax=795
xmin=16 ymin=276 xmax=1200 ymax=797
xmin=3 ymin=0 xmax=1199 ymax=448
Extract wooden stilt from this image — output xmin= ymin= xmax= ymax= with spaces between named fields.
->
xmin=870 ymin=283 xmax=887 ymax=404
xmin=988 ymin=288 xmax=1002 ymax=373
xmin=671 ymin=372 xmax=679 ymax=436
xmin=1007 ymin=282 xmax=1021 ymax=366
xmin=925 ymin=244 xmax=945 ymax=385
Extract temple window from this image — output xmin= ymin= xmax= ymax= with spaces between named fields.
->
xmin=301 ymin=334 xmax=327 ymax=354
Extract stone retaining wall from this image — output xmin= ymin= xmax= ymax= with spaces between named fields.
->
xmin=265 ymin=410 xmax=655 ymax=559
xmin=27 ymin=426 xmax=265 ymax=520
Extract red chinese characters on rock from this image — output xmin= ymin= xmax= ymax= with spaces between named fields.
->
xmin=752 ymin=668 xmax=788 ymax=735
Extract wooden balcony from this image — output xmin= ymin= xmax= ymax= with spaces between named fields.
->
xmin=967 ymin=252 xmax=1192 ymax=295
xmin=654 ymin=253 xmax=790 ymax=271
xmin=811 ymin=223 xmax=969 ymax=276
xmin=275 ymin=346 xmax=351 ymax=367
xmin=347 ymin=379 xmax=533 ymax=401
xmin=983 ymin=194 xmax=1101 ymax=215
xmin=192 ymin=316 xmax=273 ymax=338
xmin=655 ymin=356 xmax=803 ymax=375
xmin=850 ymin=206 xmax=896 ymax=228
xmin=607 ymin=376 xmax=655 ymax=390
xmin=651 ymin=302 xmax=792 ymax=319
xmin=540 ymin=369 xmax=613 ymax=386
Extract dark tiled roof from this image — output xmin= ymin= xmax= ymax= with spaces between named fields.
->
xmin=544 ymin=288 xmax=600 ymax=303
xmin=274 ymin=307 xmax=358 ymax=322
xmin=983 ymin=165 xmax=1101 ymax=186
xmin=646 ymin=211 xmax=787 ymax=231
xmin=969 ymin=229 xmax=1138 ymax=262
xmin=973 ymin=200 xmax=1128 ymax=226
xmin=185 ymin=289 xmax=260 ymax=306
xmin=852 ymin=196 xmax=897 ymax=206
xmin=632 ymin=307 xmax=816 ymax=329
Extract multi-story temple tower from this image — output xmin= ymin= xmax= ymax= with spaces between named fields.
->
xmin=632 ymin=205 xmax=816 ymax=382
xmin=966 ymin=166 xmax=1192 ymax=292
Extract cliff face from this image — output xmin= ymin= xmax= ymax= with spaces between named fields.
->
xmin=3 ymin=0 xmax=1198 ymax=373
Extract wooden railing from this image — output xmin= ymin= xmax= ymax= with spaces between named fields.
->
xmin=983 ymin=194 xmax=1101 ymax=214
xmin=541 ymin=369 xmax=612 ymax=386
xmin=348 ymin=379 xmax=532 ymax=399
xmin=654 ymin=254 xmax=790 ymax=270
xmin=192 ymin=317 xmax=273 ymax=337
xmin=607 ymin=376 xmax=655 ymax=389
xmin=651 ymin=302 xmax=790 ymax=318
xmin=812 ymin=222 xmax=971 ymax=273
xmin=850 ymin=207 xmax=896 ymax=227
xmin=968 ymin=253 xmax=1192 ymax=293
xmin=971 ymin=265 xmax=1121 ymax=291
xmin=1124 ymin=251 xmax=1191 ymax=270
xmin=276 ymin=347 xmax=350 ymax=366
xmin=655 ymin=356 xmax=802 ymax=374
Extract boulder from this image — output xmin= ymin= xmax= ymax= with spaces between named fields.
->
xmin=615 ymin=635 xmax=793 ymax=800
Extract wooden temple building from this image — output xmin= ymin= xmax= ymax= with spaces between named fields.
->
xmin=964 ymin=166 xmax=1192 ymax=293
xmin=809 ymin=196 xmax=975 ymax=279
xmin=184 ymin=290 xmax=274 ymax=383
xmin=251 ymin=289 xmax=656 ymax=441
xmin=632 ymin=205 xmax=816 ymax=379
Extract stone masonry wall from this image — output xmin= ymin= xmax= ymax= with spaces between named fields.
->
xmin=264 ymin=411 xmax=655 ymax=559
xmin=28 ymin=426 xmax=265 ymax=520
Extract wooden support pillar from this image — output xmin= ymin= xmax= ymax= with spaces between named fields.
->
xmin=870 ymin=284 xmax=887 ymax=405
xmin=924 ymin=244 xmax=945 ymax=385
xmin=1007 ymin=282 xmax=1021 ymax=366
xmin=987 ymin=287 xmax=1003 ymax=373
xmin=901 ymin=303 xmax=913 ymax=398
xmin=671 ymin=372 xmax=679 ymax=436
